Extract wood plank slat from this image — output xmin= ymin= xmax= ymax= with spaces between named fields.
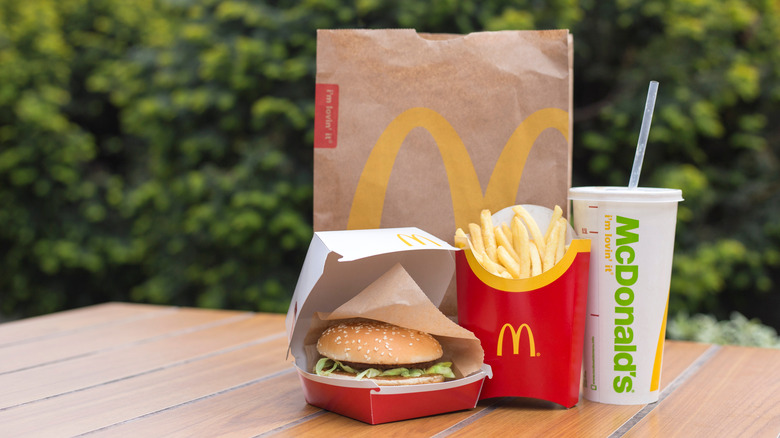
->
xmin=0 ymin=303 xmax=170 ymax=347
xmin=0 ymin=334 xmax=294 ymax=437
xmin=269 ymin=398 xmax=505 ymax=438
xmin=624 ymin=345 xmax=780 ymax=438
xmin=0 ymin=307 xmax=245 ymax=374
xmin=442 ymin=341 xmax=714 ymax=438
xmin=84 ymin=371 xmax=320 ymax=438
xmin=0 ymin=313 xmax=286 ymax=409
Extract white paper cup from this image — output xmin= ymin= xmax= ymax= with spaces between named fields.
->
xmin=569 ymin=187 xmax=683 ymax=405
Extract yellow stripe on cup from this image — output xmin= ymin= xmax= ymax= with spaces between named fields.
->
xmin=650 ymin=297 xmax=670 ymax=391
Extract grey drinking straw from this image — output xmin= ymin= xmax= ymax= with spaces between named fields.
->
xmin=628 ymin=81 xmax=659 ymax=189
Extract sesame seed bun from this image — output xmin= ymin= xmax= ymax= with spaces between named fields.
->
xmin=316 ymin=319 xmax=443 ymax=366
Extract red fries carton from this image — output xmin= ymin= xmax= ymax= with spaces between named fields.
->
xmin=286 ymin=227 xmax=489 ymax=424
xmin=456 ymin=205 xmax=590 ymax=408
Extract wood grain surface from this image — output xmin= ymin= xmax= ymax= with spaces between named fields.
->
xmin=624 ymin=345 xmax=780 ymax=438
xmin=1 ymin=303 xmax=777 ymax=437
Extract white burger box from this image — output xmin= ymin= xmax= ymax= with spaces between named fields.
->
xmin=286 ymin=227 xmax=490 ymax=425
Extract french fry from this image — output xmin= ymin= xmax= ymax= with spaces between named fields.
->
xmin=468 ymin=222 xmax=507 ymax=276
xmin=512 ymin=205 xmax=546 ymax=257
xmin=489 ymin=256 xmax=511 ymax=277
xmin=555 ymin=217 xmax=567 ymax=263
xmin=468 ymin=223 xmax=486 ymax=258
xmin=529 ymin=241 xmax=543 ymax=276
xmin=542 ymin=218 xmax=562 ymax=272
xmin=480 ymin=209 xmax=498 ymax=263
xmin=501 ymin=223 xmax=512 ymax=243
xmin=494 ymin=225 xmax=521 ymax=265
xmin=467 ymin=235 xmax=510 ymax=277
xmin=544 ymin=205 xmax=563 ymax=243
xmin=454 ymin=227 xmax=468 ymax=249
xmin=497 ymin=245 xmax=521 ymax=279
xmin=485 ymin=253 xmax=513 ymax=278
xmin=466 ymin=238 xmax=483 ymax=263
xmin=511 ymin=216 xmax=532 ymax=279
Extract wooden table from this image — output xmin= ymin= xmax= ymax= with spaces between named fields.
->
xmin=1 ymin=302 xmax=778 ymax=437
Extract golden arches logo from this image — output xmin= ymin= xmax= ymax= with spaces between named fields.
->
xmin=347 ymin=107 xmax=569 ymax=231
xmin=497 ymin=323 xmax=537 ymax=357
xmin=397 ymin=233 xmax=442 ymax=247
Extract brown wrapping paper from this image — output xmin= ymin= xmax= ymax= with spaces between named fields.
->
xmin=304 ymin=263 xmax=484 ymax=378
xmin=313 ymin=29 xmax=573 ymax=243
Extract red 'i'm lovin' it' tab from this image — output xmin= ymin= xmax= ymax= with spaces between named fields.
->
xmin=314 ymin=84 xmax=339 ymax=148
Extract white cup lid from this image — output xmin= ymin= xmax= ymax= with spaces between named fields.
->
xmin=568 ymin=186 xmax=683 ymax=203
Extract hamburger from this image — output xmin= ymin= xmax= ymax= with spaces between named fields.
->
xmin=314 ymin=319 xmax=455 ymax=386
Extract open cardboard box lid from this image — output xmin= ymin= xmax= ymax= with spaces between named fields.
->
xmin=286 ymin=227 xmax=490 ymax=424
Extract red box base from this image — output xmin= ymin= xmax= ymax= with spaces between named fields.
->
xmin=297 ymin=367 xmax=489 ymax=424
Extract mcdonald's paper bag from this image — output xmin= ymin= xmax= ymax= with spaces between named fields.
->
xmin=313 ymin=29 xmax=573 ymax=243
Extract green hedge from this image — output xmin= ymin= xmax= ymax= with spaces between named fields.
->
xmin=0 ymin=0 xmax=315 ymax=314
xmin=668 ymin=312 xmax=780 ymax=348
xmin=2 ymin=1 xmax=779 ymax=341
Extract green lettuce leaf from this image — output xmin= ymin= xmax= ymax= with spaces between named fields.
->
xmin=425 ymin=361 xmax=455 ymax=378
xmin=355 ymin=368 xmax=382 ymax=380
xmin=378 ymin=367 xmax=409 ymax=377
xmin=315 ymin=357 xmax=338 ymax=375
xmin=314 ymin=358 xmax=455 ymax=380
